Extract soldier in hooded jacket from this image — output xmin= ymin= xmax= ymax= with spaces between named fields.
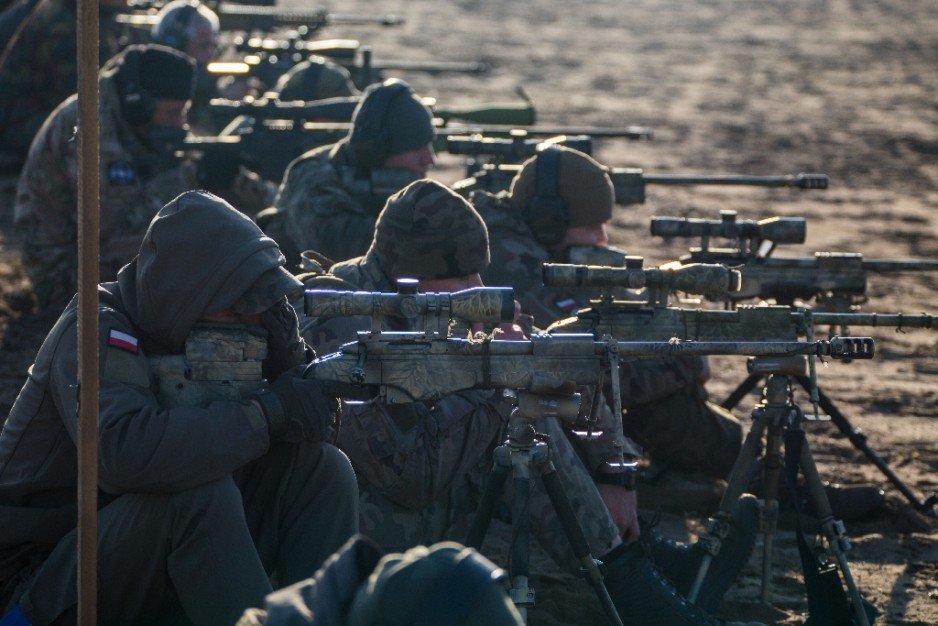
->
xmin=0 ymin=191 xmax=358 ymax=625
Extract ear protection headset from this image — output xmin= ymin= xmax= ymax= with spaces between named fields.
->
xmin=153 ymin=2 xmax=198 ymax=50
xmin=348 ymin=79 xmax=412 ymax=169
xmin=525 ymin=145 xmax=569 ymax=247
xmin=113 ymin=48 xmax=155 ymax=126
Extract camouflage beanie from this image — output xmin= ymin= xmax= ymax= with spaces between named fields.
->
xmin=275 ymin=56 xmax=359 ymax=101
xmin=509 ymin=146 xmax=614 ymax=231
xmin=369 ymin=179 xmax=490 ymax=280
xmin=348 ymin=79 xmax=434 ymax=169
xmin=346 ymin=542 xmax=524 ymax=626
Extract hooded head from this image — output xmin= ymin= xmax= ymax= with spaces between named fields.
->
xmin=117 ymin=191 xmax=301 ymax=353
xmin=367 ymin=179 xmax=489 ymax=280
xmin=508 ymin=145 xmax=614 ymax=247
xmin=347 ymin=79 xmax=435 ymax=170
xmin=346 ymin=542 xmax=523 ymax=626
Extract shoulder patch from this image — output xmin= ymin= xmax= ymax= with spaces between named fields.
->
xmin=108 ymin=328 xmax=139 ymax=354
xmin=108 ymin=161 xmax=136 ymax=186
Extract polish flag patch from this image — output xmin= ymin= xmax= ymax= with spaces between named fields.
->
xmin=108 ymin=329 xmax=139 ymax=354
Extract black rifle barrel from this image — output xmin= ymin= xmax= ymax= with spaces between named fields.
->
xmin=640 ymin=172 xmax=829 ymax=189
xmin=861 ymin=259 xmax=938 ymax=272
xmin=808 ymin=312 xmax=934 ymax=329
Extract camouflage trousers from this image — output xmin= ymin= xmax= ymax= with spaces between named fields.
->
xmin=624 ymin=387 xmax=742 ymax=479
xmin=338 ymin=398 xmax=620 ymax=574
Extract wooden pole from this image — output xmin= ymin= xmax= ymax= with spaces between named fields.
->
xmin=76 ymin=0 xmax=100 ymax=621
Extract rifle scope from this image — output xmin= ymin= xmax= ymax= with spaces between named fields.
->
xmin=650 ymin=213 xmax=806 ymax=244
xmin=305 ymin=286 xmax=515 ymax=323
xmin=542 ymin=260 xmax=741 ymax=296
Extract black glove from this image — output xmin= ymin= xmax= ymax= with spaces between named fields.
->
xmin=197 ymin=144 xmax=242 ymax=190
xmin=253 ymin=367 xmax=334 ymax=443
xmin=261 ymin=298 xmax=310 ymax=380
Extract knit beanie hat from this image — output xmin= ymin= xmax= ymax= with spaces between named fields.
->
xmin=348 ymin=79 xmax=434 ymax=169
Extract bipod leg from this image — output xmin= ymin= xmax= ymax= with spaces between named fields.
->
xmin=688 ymin=394 xmax=770 ymax=603
xmin=722 ymin=373 xmax=764 ymax=411
xmin=466 ymin=444 xmax=512 ymax=550
xmin=797 ymin=435 xmax=870 ymax=626
xmin=794 ymin=376 xmax=937 ymax=517
xmin=539 ymin=461 xmax=623 ymax=626
xmin=509 ymin=450 xmax=535 ymax=623
xmin=760 ymin=423 xmax=784 ymax=604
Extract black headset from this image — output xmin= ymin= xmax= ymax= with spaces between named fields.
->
xmin=153 ymin=2 xmax=199 ymax=50
xmin=113 ymin=48 xmax=155 ymax=126
xmin=525 ymin=145 xmax=569 ymax=247
xmin=348 ymin=79 xmax=413 ymax=169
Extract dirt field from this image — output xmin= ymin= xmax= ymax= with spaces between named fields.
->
xmin=1 ymin=0 xmax=936 ymax=624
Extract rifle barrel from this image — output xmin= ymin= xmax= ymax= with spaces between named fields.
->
xmin=807 ymin=312 xmax=935 ymax=329
xmin=640 ymin=172 xmax=829 ymax=189
xmin=861 ymin=259 xmax=938 ymax=272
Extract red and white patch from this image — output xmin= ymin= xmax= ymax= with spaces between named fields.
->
xmin=554 ymin=298 xmax=578 ymax=312
xmin=108 ymin=329 xmax=139 ymax=354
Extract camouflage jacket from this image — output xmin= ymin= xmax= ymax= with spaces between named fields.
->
xmin=0 ymin=0 xmax=123 ymax=161
xmin=13 ymin=73 xmax=275 ymax=311
xmin=272 ymin=142 xmax=380 ymax=265
xmin=299 ymin=252 xmax=507 ymax=510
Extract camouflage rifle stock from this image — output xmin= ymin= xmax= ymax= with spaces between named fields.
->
xmin=303 ymin=284 xmax=870 ymax=402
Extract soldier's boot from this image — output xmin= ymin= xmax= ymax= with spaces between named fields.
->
xmin=602 ymin=542 xmax=762 ymax=626
xmin=640 ymin=494 xmax=759 ymax=614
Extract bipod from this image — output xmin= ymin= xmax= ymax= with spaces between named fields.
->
xmin=722 ymin=368 xmax=937 ymax=518
xmin=465 ymin=390 xmax=623 ymax=626
xmin=690 ymin=374 xmax=870 ymax=626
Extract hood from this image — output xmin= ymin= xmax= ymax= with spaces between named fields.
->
xmin=117 ymin=191 xmax=295 ymax=353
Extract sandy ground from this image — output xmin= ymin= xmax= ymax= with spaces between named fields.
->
xmin=1 ymin=0 xmax=936 ymax=624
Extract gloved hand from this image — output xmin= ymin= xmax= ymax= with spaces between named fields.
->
xmin=252 ymin=366 xmax=334 ymax=443
xmin=261 ymin=298 xmax=310 ymax=380
xmin=197 ymin=144 xmax=242 ymax=190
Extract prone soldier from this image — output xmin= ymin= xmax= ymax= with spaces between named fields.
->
xmin=0 ymin=191 xmax=358 ymax=624
xmin=14 ymin=44 xmax=276 ymax=311
xmin=471 ymin=146 xmax=744 ymax=479
xmin=264 ymin=78 xmax=436 ymax=264
xmin=297 ymin=179 xmax=762 ymax=625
